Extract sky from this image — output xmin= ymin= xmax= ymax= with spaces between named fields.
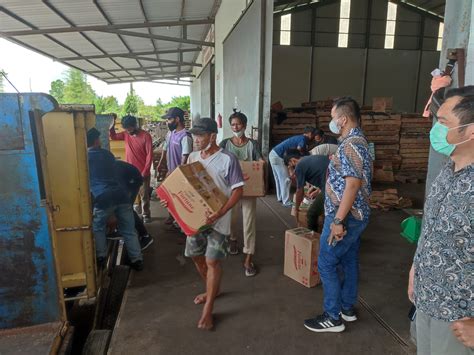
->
xmin=0 ymin=39 xmax=190 ymax=105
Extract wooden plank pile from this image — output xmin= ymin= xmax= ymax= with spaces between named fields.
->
xmin=370 ymin=189 xmax=413 ymax=210
xmin=271 ymin=111 xmax=317 ymax=145
xmin=398 ymin=114 xmax=431 ymax=177
xmin=360 ymin=113 xmax=402 ymax=182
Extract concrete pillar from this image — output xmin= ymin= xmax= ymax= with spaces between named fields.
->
xmin=425 ymin=0 xmax=472 ymax=194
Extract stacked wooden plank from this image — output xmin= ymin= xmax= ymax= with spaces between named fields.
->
xmin=398 ymin=114 xmax=431 ymax=176
xmin=361 ymin=113 xmax=402 ymax=182
xmin=271 ymin=112 xmax=317 ymax=145
xmin=370 ymin=189 xmax=413 ymax=210
xmin=316 ymin=110 xmax=331 ymax=132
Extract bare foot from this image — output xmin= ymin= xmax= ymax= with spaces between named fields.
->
xmin=193 ymin=292 xmax=221 ymax=305
xmin=197 ymin=312 xmax=214 ymax=330
xmin=193 ymin=292 xmax=207 ymax=305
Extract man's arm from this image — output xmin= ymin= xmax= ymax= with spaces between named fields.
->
xmin=141 ymin=133 xmax=153 ymax=176
xmin=180 ymin=135 xmax=193 ymax=165
xmin=334 ymin=176 xmax=362 ymax=221
xmin=206 ymin=186 xmax=243 ymax=225
xmin=408 ymin=263 xmax=415 ymax=303
xmin=109 ymin=118 xmax=125 ymax=141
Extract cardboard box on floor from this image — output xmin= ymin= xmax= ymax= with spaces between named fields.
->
xmin=284 ymin=228 xmax=321 ymax=288
xmin=156 ymin=162 xmax=228 ymax=236
xmin=240 ymin=161 xmax=265 ymax=197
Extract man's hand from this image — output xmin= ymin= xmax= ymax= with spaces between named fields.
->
xmin=327 ymin=223 xmax=346 ymax=246
xmin=451 ymin=318 xmax=474 ymax=348
xmin=159 ymin=199 xmax=168 ymax=209
xmin=408 ymin=264 xmax=415 ymax=303
xmin=205 ymin=210 xmax=222 ymax=225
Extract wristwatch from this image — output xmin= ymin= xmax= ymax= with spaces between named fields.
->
xmin=333 ymin=217 xmax=345 ymax=226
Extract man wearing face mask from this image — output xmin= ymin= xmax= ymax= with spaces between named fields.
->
xmin=219 ymin=110 xmax=264 ymax=277
xmin=158 ymin=107 xmax=193 ymax=225
xmin=162 ymin=117 xmax=244 ymax=330
xmin=407 ymin=87 xmax=474 ymax=354
xmin=110 ymin=114 xmax=153 ymax=223
xmin=304 ymin=97 xmax=372 ymax=333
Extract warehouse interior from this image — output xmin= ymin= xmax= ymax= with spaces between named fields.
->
xmin=1 ymin=0 xmax=472 ymax=354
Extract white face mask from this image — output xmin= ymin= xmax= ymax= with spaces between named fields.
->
xmin=329 ymin=119 xmax=341 ymax=135
xmin=233 ymin=130 xmax=244 ymax=138
xmin=203 ymin=133 xmax=216 ymax=151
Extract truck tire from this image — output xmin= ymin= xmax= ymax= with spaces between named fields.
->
xmin=100 ymin=265 xmax=130 ymax=329
xmin=82 ymin=330 xmax=111 ymax=355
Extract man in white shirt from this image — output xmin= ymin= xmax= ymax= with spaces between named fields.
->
xmin=168 ymin=117 xmax=244 ymax=330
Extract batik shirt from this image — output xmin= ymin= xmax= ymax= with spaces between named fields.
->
xmin=413 ymin=161 xmax=473 ymax=321
xmin=325 ymin=127 xmax=372 ymax=221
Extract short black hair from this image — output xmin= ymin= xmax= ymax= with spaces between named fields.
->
xmin=87 ymin=127 xmax=100 ymax=148
xmin=333 ymin=96 xmax=361 ymax=125
xmin=452 ymin=95 xmax=474 ymax=127
xmin=313 ymin=128 xmax=324 ymax=137
xmin=303 ymin=126 xmax=315 ymax=134
xmin=229 ymin=110 xmax=248 ymax=126
xmin=445 ymin=85 xmax=474 ymax=99
xmin=121 ymin=115 xmax=137 ymax=128
xmin=284 ymin=149 xmax=303 ymax=166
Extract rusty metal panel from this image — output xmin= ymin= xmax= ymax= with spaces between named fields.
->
xmin=0 ymin=93 xmax=62 ymax=329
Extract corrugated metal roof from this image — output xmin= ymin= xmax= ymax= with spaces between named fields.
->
xmin=0 ymin=0 xmax=221 ymax=85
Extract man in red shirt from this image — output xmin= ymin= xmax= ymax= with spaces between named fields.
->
xmin=110 ymin=115 xmax=153 ymax=223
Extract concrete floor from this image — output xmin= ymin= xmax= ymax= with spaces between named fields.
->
xmin=109 ymin=187 xmax=421 ymax=355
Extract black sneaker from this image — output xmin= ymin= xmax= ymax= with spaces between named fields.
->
xmin=341 ymin=308 xmax=357 ymax=322
xmin=130 ymin=259 xmax=144 ymax=271
xmin=140 ymin=235 xmax=154 ymax=251
xmin=304 ymin=312 xmax=345 ymax=333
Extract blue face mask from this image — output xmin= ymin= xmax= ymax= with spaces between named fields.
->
xmin=429 ymin=122 xmax=473 ymax=156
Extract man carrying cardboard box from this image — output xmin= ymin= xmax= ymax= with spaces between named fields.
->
xmin=220 ymin=110 xmax=264 ymax=277
xmin=162 ymin=117 xmax=244 ymax=330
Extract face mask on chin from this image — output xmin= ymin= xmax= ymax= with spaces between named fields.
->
xmin=233 ymin=130 xmax=244 ymax=138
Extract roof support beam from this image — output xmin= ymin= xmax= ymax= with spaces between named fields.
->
xmin=99 ymin=29 xmax=214 ymax=47
xmin=389 ymin=0 xmax=444 ymax=20
xmin=89 ymin=66 xmax=193 ymax=74
xmin=108 ymin=79 xmax=191 ymax=86
xmin=0 ymin=19 xmax=214 ymax=37
xmin=58 ymin=48 xmax=201 ymax=61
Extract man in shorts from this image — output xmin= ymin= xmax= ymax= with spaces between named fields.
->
xmin=162 ymin=117 xmax=244 ymax=330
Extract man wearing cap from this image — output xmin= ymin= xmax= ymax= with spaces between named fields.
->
xmin=110 ymin=114 xmax=153 ymax=223
xmin=157 ymin=107 xmax=193 ymax=225
xmin=161 ymin=117 xmax=244 ymax=330
xmin=87 ymin=128 xmax=144 ymax=271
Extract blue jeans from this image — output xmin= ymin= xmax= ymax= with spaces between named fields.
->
xmin=269 ymin=150 xmax=291 ymax=205
xmin=318 ymin=212 xmax=369 ymax=320
xmin=93 ymin=203 xmax=143 ymax=262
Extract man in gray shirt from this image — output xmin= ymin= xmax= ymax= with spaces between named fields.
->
xmin=408 ymin=87 xmax=474 ymax=354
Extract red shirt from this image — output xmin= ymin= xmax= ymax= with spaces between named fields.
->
xmin=110 ymin=128 xmax=153 ymax=177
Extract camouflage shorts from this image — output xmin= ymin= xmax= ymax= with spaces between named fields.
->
xmin=185 ymin=229 xmax=229 ymax=260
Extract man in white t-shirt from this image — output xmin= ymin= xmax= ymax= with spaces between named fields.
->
xmin=165 ymin=117 xmax=244 ymax=330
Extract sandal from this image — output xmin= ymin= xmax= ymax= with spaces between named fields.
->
xmin=229 ymin=240 xmax=239 ymax=255
xmin=244 ymin=263 xmax=258 ymax=277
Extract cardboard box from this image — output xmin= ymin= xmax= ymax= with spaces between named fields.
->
xmin=240 ymin=161 xmax=265 ymax=197
xmin=156 ymin=162 xmax=228 ymax=236
xmin=284 ymin=228 xmax=321 ymax=288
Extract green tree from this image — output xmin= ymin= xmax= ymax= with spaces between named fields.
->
xmin=95 ymin=95 xmax=120 ymax=114
xmin=167 ymin=95 xmax=190 ymax=112
xmin=62 ymin=68 xmax=97 ymax=104
xmin=49 ymin=79 xmax=65 ymax=103
xmin=122 ymin=84 xmax=140 ymax=115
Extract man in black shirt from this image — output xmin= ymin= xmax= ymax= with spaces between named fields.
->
xmin=285 ymin=152 xmax=330 ymax=232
